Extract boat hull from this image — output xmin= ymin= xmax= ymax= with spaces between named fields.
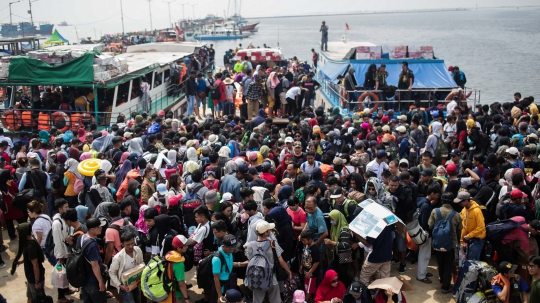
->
xmin=195 ymin=35 xmax=243 ymax=40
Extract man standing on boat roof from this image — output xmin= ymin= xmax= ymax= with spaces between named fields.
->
xmin=320 ymin=21 xmax=328 ymax=51
xmin=398 ymin=61 xmax=414 ymax=103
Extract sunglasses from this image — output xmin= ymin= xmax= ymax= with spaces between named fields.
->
xmin=332 ymin=279 xmax=339 ymax=283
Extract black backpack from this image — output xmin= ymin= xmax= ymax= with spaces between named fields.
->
xmin=486 ymin=219 xmax=529 ymax=243
xmin=107 ymin=218 xmax=141 ymax=248
xmin=211 ymin=81 xmax=222 ymax=100
xmin=44 ymin=218 xmax=62 ymax=257
xmin=66 ymin=237 xmax=96 ymax=288
xmin=196 ymin=251 xmax=228 ymax=290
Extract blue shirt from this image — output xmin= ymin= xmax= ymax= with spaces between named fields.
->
xmin=366 ymin=225 xmax=394 ymax=263
xmin=306 ymin=207 xmax=327 ymax=251
xmin=212 ymin=248 xmax=233 ymax=281
xmin=81 ymin=236 xmax=105 ymax=283
xmin=220 ymin=174 xmax=243 ymax=202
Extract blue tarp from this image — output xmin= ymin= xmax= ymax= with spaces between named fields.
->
xmin=318 ymin=61 xmax=349 ymax=83
xmin=350 ymin=59 xmax=457 ymax=88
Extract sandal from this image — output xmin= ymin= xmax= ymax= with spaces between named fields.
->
xmin=416 ymin=277 xmax=432 ymax=284
xmin=106 ymin=292 xmax=113 ymax=299
xmin=426 ymin=272 xmax=433 ymax=277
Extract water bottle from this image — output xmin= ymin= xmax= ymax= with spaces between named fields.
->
xmin=188 ymin=226 xmax=195 ymax=237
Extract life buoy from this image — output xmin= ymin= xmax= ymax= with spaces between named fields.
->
xmin=37 ymin=112 xmax=51 ymax=131
xmin=51 ymin=111 xmax=71 ymax=133
xmin=70 ymin=113 xmax=80 ymax=132
xmin=357 ymin=92 xmax=380 ymax=112
xmin=21 ymin=111 xmax=35 ymax=127
xmin=71 ymin=113 xmax=96 ymax=131
xmin=0 ymin=110 xmax=22 ymax=131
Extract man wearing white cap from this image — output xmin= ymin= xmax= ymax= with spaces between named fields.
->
xmin=506 ymin=147 xmax=525 ymax=170
xmin=280 ymin=137 xmax=294 ymax=162
xmin=245 ymin=221 xmax=292 ymax=303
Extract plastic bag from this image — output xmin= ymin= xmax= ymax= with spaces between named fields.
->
xmin=50 ymin=262 xmax=69 ymax=289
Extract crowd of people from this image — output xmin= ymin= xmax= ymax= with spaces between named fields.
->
xmin=1 ymin=90 xmax=540 ymax=303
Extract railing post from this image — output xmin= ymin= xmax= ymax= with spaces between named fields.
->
xmin=93 ymin=87 xmax=99 ymax=124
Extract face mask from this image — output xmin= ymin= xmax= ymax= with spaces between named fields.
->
xmin=135 ymin=188 xmax=140 ymax=195
xmin=330 ymin=220 xmax=337 ymax=226
xmin=150 ymin=177 xmax=156 ymax=182
xmin=280 ymin=133 xmax=286 ymax=138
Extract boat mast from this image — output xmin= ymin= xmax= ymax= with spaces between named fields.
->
xmin=119 ymin=0 xmax=125 ymax=36
xmin=9 ymin=0 xmax=21 ymax=37
xmin=29 ymin=0 xmax=36 ymax=31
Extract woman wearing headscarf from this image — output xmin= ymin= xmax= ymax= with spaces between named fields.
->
xmin=128 ymin=137 xmax=144 ymax=156
xmin=223 ymin=160 xmax=238 ymax=176
xmin=182 ymin=161 xmax=200 ymax=184
xmin=75 ymin=205 xmax=89 ymax=224
xmin=10 ymin=223 xmax=46 ymax=302
xmin=277 ymin=185 xmax=293 ymax=206
xmin=114 ymin=159 xmax=132 ymax=191
xmin=0 ymin=169 xmax=23 ymax=240
xmin=267 ymin=206 xmax=294 ymax=262
xmin=167 ymin=150 xmax=178 ymax=168
xmin=141 ymin=167 xmax=157 ymax=205
xmin=88 ymin=172 xmax=115 ymax=214
xmin=365 ymin=177 xmax=393 ymax=211
xmin=63 ymin=158 xmax=83 ymax=208
xmin=324 ymin=210 xmax=353 ymax=287
xmin=124 ymin=179 xmax=141 ymax=223
xmin=309 ymin=167 xmax=327 ymax=194
xmin=46 ymin=150 xmax=57 ymax=171
xmin=218 ymin=146 xmax=231 ymax=167
xmin=314 ymin=269 xmax=347 ymax=303
xmin=332 ymin=106 xmax=343 ymax=122
xmin=275 ymin=154 xmax=292 ymax=183
xmin=94 ymin=201 xmax=112 ymax=219
xmin=79 ymin=152 xmax=92 ymax=161
xmin=424 ymin=121 xmax=443 ymax=165
xmin=135 ymin=205 xmax=150 ymax=235
xmin=186 ymin=147 xmax=198 ymax=163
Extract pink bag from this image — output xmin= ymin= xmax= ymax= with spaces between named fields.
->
xmin=73 ymin=178 xmax=84 ymax=194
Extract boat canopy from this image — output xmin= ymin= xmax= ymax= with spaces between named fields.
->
xmin=350 ymin=59 xmax=457 ymax=88
xmin=320 ymin=59 xmax=457 ymax=89
xmin=44 ymin=29 xmax=69 ymax=46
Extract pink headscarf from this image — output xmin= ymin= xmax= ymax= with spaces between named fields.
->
xmin=135 ymin=205 xmax=150 ymax=234
xmin=120 ymin=152 xmax=130 ymax=165
xmin=80 ymin=152 xmax=92 ymax=161
xmin=268 ymin=72 xmax=279 ymax=89
xmin=78 ymin=128 xmax=87 ymax=142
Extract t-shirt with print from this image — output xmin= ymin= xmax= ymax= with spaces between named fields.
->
xmin=301 ymin=244 xmax=320 ymax=277
xmin=246 ymin=239 xmax=283 ymax=285
xmin=105 ymin=218 xmax=130 ymax=256
xmin=287 ymin=208 xmax=307 ymax=238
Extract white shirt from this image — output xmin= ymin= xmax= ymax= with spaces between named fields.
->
xmin=32 ymin=215 xmax=52 ymax=248
xmin=286 ymin=86 xmax=302 ymax=99
xmin=366 ymin=159 xmax=389 ymax=181
xmin=300 ymin=161 xmax=321 ymax=177
xmin=190 ymin=221 xmax=211 ymax=244
xmin=124 ymin=253 xmax=136 ymax=272
xmin=447 ymin=100 xmax=457 ymax=116
xmin=0 ymin=135 xmax=13 ymax=154
xmin=443 ymin=123 xmax=456 ymax=140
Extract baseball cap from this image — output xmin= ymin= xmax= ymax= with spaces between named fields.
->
xmin=158 ymin=110 xmax=166 ymax=117
xmin=527 ymin=133 xmax=538 ymax=141
xmin=333 ymin=157 xmax=344 ymax=165
xmin=86 ymin=217 xmax=106 ymax=229
xmin=348 ymin=281 xmax=364 ymax=296
xmin=530 ymin=220 xmax=540 ymax=233
xmin=124 ymin=132 xmax=133 ymax=139
xmin=205 ymin=190 xmax=219 ymax=204
xmin=498 ymin=261 xmax=518 ymax=274
xmin=237 ymin=164 xmax=249 ymax=174
xmin=510 ymin=189 xmax=526 ymax=200
xmin=157 ymin=184 xmax=168 ymax=195
xmin=381 ymin=116 xmax=389 ymax=124
xmin=420 ymin=168 xmax=433 ymax=177
xmin=382 ymin=125 xmax=390 ymax=132
xmin=285 ymin=137 xmax=294 ymax=143
xmin=172 ymin=235 xmax=188 ymax=249
xmin=396 ymin=125 xmax=407 ymax=133
xmin=453 ymin=191 xmax=471 ymax=203
xmin=248 ymin=167 xmax=258 ymax=175
xmin=221 ymin=289 xmax=243 ymax=303
xmin=292 ymin=290 xmax=305 ymax=303
xmin=446 ymin=163 xmax=458 ymax=175
xmin=449 ymin=149 xmax=461 ymax=157
xmin=261 ymin=162 xmax=271 ymax=172
xmin=376 ymin=149 xmax=387 ymax=158
xmin=248 ymin=152 xmax=258 ymax=161
xmin=330 ymin=186 xmax=344 ymax=199
xmin=256 ymin=221 xmax=275 ymax=234
xmin=506 ymin=147 xmax=519 ymax=155
xmin=220 ymin=192 xmax=233 ymax=204
xmin=168 ymin=194 xmax=182 ymax=207
xmin=397 ymin=115 xmax=408 ymax=121
xmin=399 ymin=158 xmax=409 ymax=167
xmin=222 ymin=234 xmax=239 ymax=249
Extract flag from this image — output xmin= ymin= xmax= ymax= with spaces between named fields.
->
xmin=175 ymin=25 xmax=183 ymax=36
xmin=346 ymin=23 xmax=350 ymax=30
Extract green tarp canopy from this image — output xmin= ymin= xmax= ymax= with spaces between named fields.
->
xmin=44 ymin=29 xmax=69 ymax=46
xmin=7 ymin=52 xmax=95 ymax=87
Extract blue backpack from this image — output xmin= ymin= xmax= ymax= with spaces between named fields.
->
xmin=431 ymin=208 xmax=456 ymax=252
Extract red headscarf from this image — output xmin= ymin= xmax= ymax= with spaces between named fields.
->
xmin=274 ymin=153 xmax=292 ymax=183
xmin=314 ymin=270 xmax=346 ymax=303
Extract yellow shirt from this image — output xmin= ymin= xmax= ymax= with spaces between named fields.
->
xmin=64 ymin=171 xmax=78 ymax=197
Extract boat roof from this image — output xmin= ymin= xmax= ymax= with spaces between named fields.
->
xmin=126 ymin=42 xmax=203 ymax=54
xmin=321 ymin=41 xmax=377 ymax=61
xmin=115 ymin=51 xmax=190 ymax=74
xmin=44 ymin=43 xmax=103 ymax=52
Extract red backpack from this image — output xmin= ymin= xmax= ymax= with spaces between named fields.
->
xmin=203 ymin=180 xmax=220 ymax=191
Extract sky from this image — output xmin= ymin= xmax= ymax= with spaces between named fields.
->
xmin=1 ymin=0 xmax=538 ymax=36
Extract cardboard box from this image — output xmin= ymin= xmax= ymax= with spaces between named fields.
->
xmin=120 ymin=264 xmax=145 ymax=292
xmin=71 ymin=51 xmax=86 ymax=58
xmin=94 ymin=71 xmax=111 ymax=81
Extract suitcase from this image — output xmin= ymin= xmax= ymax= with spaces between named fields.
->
xmin=240 ymin=103 xmax=248 ymax=119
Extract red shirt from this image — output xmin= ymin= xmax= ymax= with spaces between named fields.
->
xmin=309 ymin=118 xmax=318 ymax=129
xmin=502 ymin=216 xmax=532 ymax=254
xmin=287 ymin=207 xmax=307 ymax=238
xmin=216 ymin=80 xmax=227 ymax=102
xmin=260 ymin=172 xmax=277 ymax=186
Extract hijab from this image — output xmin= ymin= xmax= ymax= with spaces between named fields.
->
xmin=11 ymin=223 xmax=43 ymax=275
xmin=65 ymin=158 xmax=83 ymax=179
xmin=57 ymin=153 xmax=67 ymax=165
xmin=101 ymin=160 xmax=112 ymax=174
xmin=183 ymin=161 xmax=200 ymax=176
xmin=80 ymin=152 xmax=92 ymax=161
xmin=129 ymin=137 xmax=144 ymax=156
xmin=329 ymin=210 xmax=349 ymax=252
xmin=94 ymin=202 xmax=112 ymax=219
xmin=277 ymin=185 xmax=293 ymax=205
xmin=218 ymin=146 xmax=231 ymax=158
xmin=136 ymin=205 xmax=150 ymax=234
xmin=364 ymin=177 xmax=386 ymax=205
xmin=68 ymin=148 xmax=80 ymax=160
xmin=120 ymin=152 xmax=130 ymax=165
xmin=186 ymin=147 xmax=198 ymax=162
xmin=268 ymin=206 xmax=292 ymax=228
xmin=314 ymin=270 xmax=346 ymax=303
xmin=76 ymin=205 xmax=89 ymax=224
xmin=167 ymin=150 xmax=177 ymax=167
xmin=114 ymin=160 xmax=132 ymax=190
xmin=268 ymin=72 xmax=279 ymax=88
xmin=0 ymin=169 xmax=12 ymax=192
xmin=224 ymin=160 xmax=238 ymax=175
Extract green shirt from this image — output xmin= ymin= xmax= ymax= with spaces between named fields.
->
xmin=530 ymin=278 xmax=540 ymax=303
xmin=172 ymin=262 xmax=185 ymax=298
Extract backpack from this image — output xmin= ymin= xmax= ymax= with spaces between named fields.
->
xmin=211 ymin=81 xmax=222 ymax=100
xmin=495 ymin=186 xmax=513 ymax=219
xmin=454 ymin=260 xmax=498 ymax=303
xmin=434 ymin=136 xmax=449 ymax=160
xmin=485 ymin=219 xmax=529 ymax=243
xmin=406 ymin=137 xmax=420 ymax=166
xmin=203 ymin=180 xmax=219 ymax=191
xmin=252 ymin=186 xmax=269 ymax=213
xmin=320 ymin=164 xmax=335 ymax=183
xmin=107 ymin=218 xmax=141 ymax=248
xmin=337 ymin=228 xmax=352 ymax=264
xmin=332 ymin=199 xmax=358 ymax=218
xmin=242 ymin=61 xmax=249 ymax=73
xmin=141 ymin=256 xmax=174 ymax=302
xmin=196 ymin=251 xmax=229 ymax=289
xmin=431 ymin=208 xmax=456 ymax=252
xmin=65 ymin=237 xmax=95 ymax=288
xmin=73 ymin=178 xmax=84 ymax=194
xmin=384 ymin=141 xmax=398 ymax=161
xmin=473 ymin=167 xmax=489 ymax=186
xmin=245 ymin=240 xmax=273 ymax=291
xmin=183 ymin=183 xmax=204 ymax=228
xmin=44 ymin=218 xmax=62 ymax=257
xmin=241 ymin=130 xmax=252 ymax=147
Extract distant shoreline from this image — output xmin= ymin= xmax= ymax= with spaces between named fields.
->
xmin=245 ymin=5 xmax=540 ymax=20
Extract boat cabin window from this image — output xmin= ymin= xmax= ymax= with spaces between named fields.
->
xmin=144 ymin=71 xmax=154 ymax=89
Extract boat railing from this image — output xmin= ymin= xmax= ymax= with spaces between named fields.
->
xmin=317 ymin=72 xmax=480 ymax=115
